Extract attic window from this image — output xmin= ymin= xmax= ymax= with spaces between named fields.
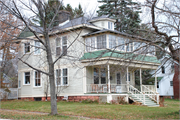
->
xmin=108 ymin=22 xmax=113 ymax=30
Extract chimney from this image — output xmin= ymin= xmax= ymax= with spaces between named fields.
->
xmin=58 ymin=10 xmax=70 ymax=24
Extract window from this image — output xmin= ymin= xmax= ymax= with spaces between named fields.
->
xmin=126 ymin=39 xmax=133 ymax=52
xmin=97 ymin=35 xmax=106 ymax=49
xmin=62 ymin=36 xmax=67 ymax=56
xmin=94 ymin=67 xmax=107 ymax=84
xmin=148 ymin=45 xmax=155 ymax=55
xmin=117 ymin=72 xmax=121 ymax=84
xmin=24 ymin=72 xmax=30 ymax=84
xmin=94 ymin=68 xmax=99 ymax=84
xmin=56 ymin=69 xmax=61 ymax=85
xmin=108 ymin=22 xmax=113 ymax=29
xmin=161 ymin=66 xmax=165 ymax=74
xmin=86 ymin=38 xmax=91 ymax=52
xmin=101 ymin=68 xmax=106 ymax=84
xmin=134 ymin=42 xmax=141 ymax=53
xmin=157 ymin=82 xmax=159 ymax=88
xmin=85 ymin=37 xmax=95 ymax=52
xmin=62 ymin=68 xmax=68 ymax=85
xmin=101 ymin=21 xmax=104 ymax=27
xmin=56 ymin=36 xmax=67 ymax=56
xmin=56 ymin=37 xmax=61 ymax=56
xmin=24 ymin=42 xmax=30 ymax=53
xmin=117 ymin=37 xmax=125 ymax=51
xmin=109 ymin=35 xmax=116 ymax=49
xmin=35 ymin=71 xmax=41 ymax=86
xmin=35 ymin=41 xmax=40 ymax=54
xmin=170 ymin=81 xmax=173 ymax=86
xmin=56 ymin=68 xmax=68 ymax=85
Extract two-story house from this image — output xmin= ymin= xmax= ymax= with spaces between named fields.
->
xmin=18 ymin=12 xmax=161 ymax=106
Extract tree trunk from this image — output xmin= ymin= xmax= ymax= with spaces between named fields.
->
xmin=44 ymin=33 xmax=57 ymax=115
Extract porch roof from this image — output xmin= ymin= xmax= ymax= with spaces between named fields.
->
xmin=80 ymin=50 xmax=161 ymax=64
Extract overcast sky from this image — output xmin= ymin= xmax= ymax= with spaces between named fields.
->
xmin=63 ymin=0 xmax=100 ymax=17
xmin=63 ymin=0 xmax=146 ymax=18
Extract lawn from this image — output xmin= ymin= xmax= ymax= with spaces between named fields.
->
xmin=0 ymin=98 xmax=179 ymax=119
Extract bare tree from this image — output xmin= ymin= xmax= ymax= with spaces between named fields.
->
xmin=136 ymin=0 xmax=180 ymax=62
xmin=0 ymin=0 xmax=83 ymax=115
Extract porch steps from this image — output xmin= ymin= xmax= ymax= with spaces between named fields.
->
xmin=129 ymin=94 xmax=159 ymax=107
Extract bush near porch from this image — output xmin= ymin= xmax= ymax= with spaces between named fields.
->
xmin=0 ymin=99 xmax=179 ymax=119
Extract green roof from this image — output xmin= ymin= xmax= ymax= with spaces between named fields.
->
xmin=18 ymin=27 xmax=34 ymax=38
xmin=148 ymin=77 xmax=163 ymax=82
xmin=80 ymin=50 xmax=161 ymax=64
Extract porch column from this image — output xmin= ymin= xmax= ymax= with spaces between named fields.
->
xmin=140 ymin=68 xmax=142 ymax=92
xmin=107 ymin=64 xmax=111 ymax=93
xmin=155 ymin=70 xmax=157 ymax=93
xmin=127 ymin=67 xmax=129 ymax=93
xmin=83 ymin=67 xmax=87 ymax=93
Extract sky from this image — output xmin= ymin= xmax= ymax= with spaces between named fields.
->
xmin=63 ymin=0 xmax=146 ymax=18
xmin=63 ymin=0 xmax=100 ymax=17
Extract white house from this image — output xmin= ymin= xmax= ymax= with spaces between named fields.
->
xmin=156 ymin=56 xmax=174 ymax=98
xmin=17 ymin=12 xmax=161 ymax=106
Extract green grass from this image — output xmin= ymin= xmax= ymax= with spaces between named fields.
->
xmin=0 ymin=99 xmax=179 ymax=119
xmin=0 ymin=110 xmax=77 ymax=120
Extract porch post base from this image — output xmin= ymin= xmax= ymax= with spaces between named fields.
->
xmin=107 ymin=94 xmax=112 ymax=103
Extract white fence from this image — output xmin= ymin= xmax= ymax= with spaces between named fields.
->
xmin=0 ymin=88 xmax=18 ymax=99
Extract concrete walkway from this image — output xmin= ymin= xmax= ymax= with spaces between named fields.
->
xmin=0 ymin=109 xmax=108 ymax=120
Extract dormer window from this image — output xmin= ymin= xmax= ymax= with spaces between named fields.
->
xmin=108 ymin=22 xmax=113 ymax=30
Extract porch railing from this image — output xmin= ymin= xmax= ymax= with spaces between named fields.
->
xmin=142 ymin=85 xmax=159 ymax=104
xmin=86 ymin=84 xmax=128 ymax=93
xmin=142 ymin=85 xmax=156 ymax=93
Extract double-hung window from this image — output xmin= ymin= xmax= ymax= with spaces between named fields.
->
xmin=24 ymin=72 xmax=30 ymax=84
xmin=35 ymin=41 xmax=41 ymax=54
xmin=94 ymin=68 xmax=99 ymax=84
xmin=109 ymin=35 xmax=116 ymax=49
xmin=35 ymin=71 xmax=41 ymax=86
xmin=117 ymin=37 xmax=125 ymax=51
xmin=56 ymin=36 xmax=67 ymax=56
xmin=170 ymin=81 xmax=173 ymax=86
xmin=56 ymin=68 xmax=68 ymax=85
xmin=108 ymin=22 xmax=113 ymax=30
xmin=63 ymin=69 xmax=68 ymax=85
xmin=100 ymin=68 xmax=106 ymax=84
xmin=24 ymin=42 xmax=30 ymax=53
xmin=134 ymin=42 xmax=141 ymax=53
xmin=62 ymin=36 xmax=67 ymax=56
xmin=56 ymin=37 xmax=61 ymax=56
xmin=97 ymin=35 xmax=106 ymax=49
xmin=85 ymin=37 xmax=95 ymax=52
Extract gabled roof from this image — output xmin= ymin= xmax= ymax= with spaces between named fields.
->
xmin=80 ymin=50 xmax=161 ymax=64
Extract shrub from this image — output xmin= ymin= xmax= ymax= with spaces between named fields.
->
xmin=81 ymin=99 xmax=99 ymax=104
xmin=117 ymin=96 xmax=128 ymax=104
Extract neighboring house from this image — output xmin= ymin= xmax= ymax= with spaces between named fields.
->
xmin=156 ymin=56 xmax=174 ymax=98
xmin=18 ymin=12 xmax=161 ymax=106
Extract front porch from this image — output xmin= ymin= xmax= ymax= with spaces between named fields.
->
xmin=84 ymin=65 xmax=159 ymax=106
